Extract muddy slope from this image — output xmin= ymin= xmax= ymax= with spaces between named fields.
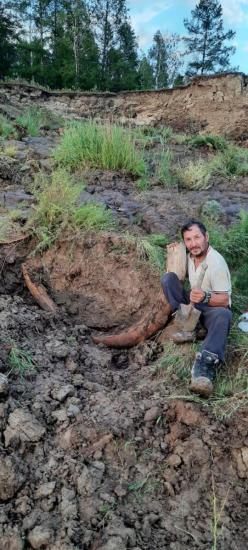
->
xmin=0 ymin=121 xmax=248 ymax=549
xmin=0 ymin=245 xmax=248 ymax=550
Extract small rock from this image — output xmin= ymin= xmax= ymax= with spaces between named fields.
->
xmin=65 ymin=358 xmax=77 ymax=372
xmin=0 ymin=373 xmax=9 ymax=395
xmin=67 ymin=404 xmax=80 ymax=417
xmin=0 ymin=456 xmax=23 ymax=500
xmin=28 ymin=526 xmax=53 ymax=549
xmin=51 ymin=385 xmax=74 ymax=402
xmin=35 ymin=481 xmax=56 ymax=499
xmin=144 ymin=406 xmax=161 ymax=423
xmin=45 ymin=340 xmax=69 ymax=359
xmin=51 ymin=408 xmax=67 ymax=422
xmin=167 ymin=454 xmax=182 ymax=468
xmin=114 ymin=484 xmax=127 ymax=498
xmin=4 ymin=408 xmax=45 ymax=446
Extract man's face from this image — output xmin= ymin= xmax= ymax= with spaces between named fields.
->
xmin=183 ymin=224 xmax=209 ymax=257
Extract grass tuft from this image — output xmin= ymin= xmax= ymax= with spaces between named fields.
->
xmin=0 ymin=115 xmax=17 ymax=139
xmin=29 ymin=168 xmax=115 ymax=250
xmin=212 ymin=145 xmax=248 ymax=177
xmin=17 ymin=107 xmax=64 ymax=136
xmin=175 ymin=159 xmax=212 ymax=190
xmin=74 ymin=203 xmax=115 ymax=231
xmin=8 ymin=344 xmax=37 ymax=378
xmin=54 ymin=121 xmax=146 ymax=176
xmin=156 ymin=149 xmax=174 ymax=186
xmin=136 ymin=234 xmax=169 ymax=271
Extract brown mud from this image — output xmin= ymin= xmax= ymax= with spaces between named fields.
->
xmin=0 ymin=130 xmax=248 ymax=549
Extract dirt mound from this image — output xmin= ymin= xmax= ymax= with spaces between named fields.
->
xmin=24 ymin=232 xmax=163 ymax=329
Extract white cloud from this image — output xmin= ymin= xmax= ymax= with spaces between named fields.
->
xmin=131 ymin=2 xmax=172 ymax=30
xmin=221 ymin=0 xmax=248 ymax=25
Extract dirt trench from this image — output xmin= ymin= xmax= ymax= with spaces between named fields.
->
xmin=0 ymin=234 xmax=248 ymax=550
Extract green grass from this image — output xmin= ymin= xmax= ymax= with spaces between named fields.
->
xmin=136 ymin=233 xmax=169 ymax=272
xmin=31 ymin=168 xmax=82 ymax=237
xmin=212 ymin=145 xmax=248 ymax=177
xmin=16 ymin=106 xmax=64 ymax=136
xmin=201 ymin=200 xmax=223 ymax=222
xmin=152 ymin=341 xmax=196 ymax=382
xmin=17 ymin=107 xmax=43 ymax=136
xmin=137 ymin=175 xmax=150 ymax=190
xmin=208 ymin=211 xmax=248 ymax=313
xmin=0 ymin=115 xmax=17 ymax=139
xmin=54 ymin=121 xmax=146 ymax=176
xmin=74 ymin=203 xmax=115 ymax=231
xmin=29 ymin=167 xmax=115 ymax=250
xmin=156 ymin=149 xmax=174 ymax=186
xmin=8 ymin=344 xmax=37 ymax=378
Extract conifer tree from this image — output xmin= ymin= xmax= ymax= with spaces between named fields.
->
xmin=184 ymin=0 xmax=236 ymax=75
xmin=138 ymin=55 xmax=154 ymax=89
xmin=0 ymin=2 xmax=18 ymax=78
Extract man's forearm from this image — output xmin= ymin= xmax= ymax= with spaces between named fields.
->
xmin=208 ymin=292 xmax=230 ymax=308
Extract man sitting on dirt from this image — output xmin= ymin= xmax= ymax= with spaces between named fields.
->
xmin=161 ymin=219 xmax=232 ymax=397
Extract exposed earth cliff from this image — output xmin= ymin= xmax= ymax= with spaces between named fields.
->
xmin=1 ymin=72 xmax=248 ymax=139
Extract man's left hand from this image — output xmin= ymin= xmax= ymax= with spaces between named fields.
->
xmin=190 ymin=289 xmax=205 ymax=304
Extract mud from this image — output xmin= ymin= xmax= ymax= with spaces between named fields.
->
xmin=0 ymin=291 xmax=248 ymax=549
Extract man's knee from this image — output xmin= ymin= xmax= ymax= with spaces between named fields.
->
xmin=211 ymin=307 xmax=232 ymax=325
xmin=161 ymin=272 xmax=179 ymax=289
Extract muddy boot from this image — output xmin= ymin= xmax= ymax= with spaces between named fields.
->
xmin=171 ymin=330 xmax=196 ymax=344
xmin=190 ymin=350 xmax=219 ymax=397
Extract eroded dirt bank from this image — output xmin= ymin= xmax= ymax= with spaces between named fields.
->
xmin=1 ymin=72 xmax=248 ymax=139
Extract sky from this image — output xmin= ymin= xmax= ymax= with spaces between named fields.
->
xmin=128 ymin=0 xmax=248 ymax=74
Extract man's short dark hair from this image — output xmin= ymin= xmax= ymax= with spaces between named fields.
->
xmin=181 ymin=219 xmax=207 ymax=238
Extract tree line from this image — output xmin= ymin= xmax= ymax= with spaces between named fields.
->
xmin=0 ymin=0 xmax=237 ymax=92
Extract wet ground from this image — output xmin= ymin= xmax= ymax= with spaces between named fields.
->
xmin=0 ymin=131 xmax=248 ymax=549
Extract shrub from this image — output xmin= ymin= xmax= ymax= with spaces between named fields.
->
xmin=175 ymin=159 xmax=212 ymax=190
xmin=187 ymin=134 xmax=228 ymax=151
xmin=54 ymin=121 xmax=146 ymax=176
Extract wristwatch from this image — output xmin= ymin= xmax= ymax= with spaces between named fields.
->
xmin=202 ymin=291 xmax=212 ymax=304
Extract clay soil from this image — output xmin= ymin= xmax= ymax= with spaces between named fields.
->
xmin=0 ymin=130 xmax=248 ymax=550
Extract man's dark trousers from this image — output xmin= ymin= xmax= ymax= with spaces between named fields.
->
xmin=161 ymin=272 xmax=232 ymax=361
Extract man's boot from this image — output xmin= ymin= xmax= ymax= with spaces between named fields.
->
xmin=190 ymin=350 xmax=219 ymax=397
